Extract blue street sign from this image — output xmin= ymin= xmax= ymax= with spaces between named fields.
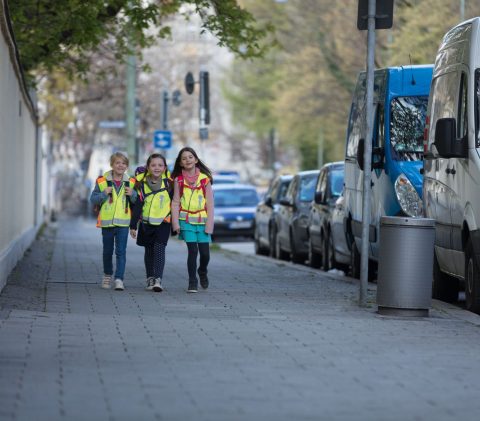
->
xmin=153 ymin=130 xmax=172 ymax=149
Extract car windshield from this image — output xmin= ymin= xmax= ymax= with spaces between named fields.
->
xmin=390 ymin=96 xmax=428 ymax=160
xmin=299 ymin=175 xmax=317 ymax=202
xmin=214 ymin=189 xmax=259 ymax=207
xmin=330 ymin=170 xmax=344 ymax=197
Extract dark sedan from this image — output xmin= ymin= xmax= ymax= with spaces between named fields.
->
xmin=212 ymin=184 xmax=259 ymax=238
xmin=274 ymin=170 xmax=320 ymax=263
xmin=254 ymin=174 xmax=293 ymax=256
xmin=307 ymin=162 xmax=344 ymax=269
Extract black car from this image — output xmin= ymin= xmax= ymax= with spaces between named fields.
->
xmin=254 ymin=174 xmax=293 ymax=256
xmin=307 ymin=162 xmax=344 ymax=269
xmin=274 ymin=170 xmax=320 ymax=263
xmin=212 ymin=184 xmax=259 ymax=238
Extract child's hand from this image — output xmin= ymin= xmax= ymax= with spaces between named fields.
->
xmin=104 ymin=186 xmax=113 ymax=195
xmin=129 ymin=229 xmax=137 ymax=239
xmin=125 ymin=187 xmax=132 ymax=196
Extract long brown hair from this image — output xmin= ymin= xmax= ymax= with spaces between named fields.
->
xmin=171 ymin=147 xmax=212 ymax=182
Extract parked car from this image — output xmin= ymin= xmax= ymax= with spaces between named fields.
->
xmin=274 ymin=170 xmax=320 ymax=263
xmin=307 ymin=162 xmax=344 ymax=269
xmin=213 ymin=170 xmax=241 ymax=184
xmin=212 ymin=183 xmax=259 ymax=238
xmin=343 ymin=65 xmax=433 ymax=278
xmin=423 ymin=17 xmax=480 ymax=313
xmin=254 ymin=174 xmax=293 ymax=256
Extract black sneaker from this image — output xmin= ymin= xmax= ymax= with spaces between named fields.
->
xmin=187 ymin=280 xmax=198 ymax=293
xmin=198 ymin=271 xmax=209 ymax=289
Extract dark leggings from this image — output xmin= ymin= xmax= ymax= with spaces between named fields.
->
xmin=144 ymin=242 xmax=166 ymax=279
xmin=186 ymin=242 xmax=210 ymax=281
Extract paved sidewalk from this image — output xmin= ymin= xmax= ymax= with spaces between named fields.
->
xmin=1 ymin=217 xmax=480 ymax=421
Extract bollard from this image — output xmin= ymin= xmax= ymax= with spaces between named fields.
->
xmin=377 ymin=216 xmax=435 ymax=317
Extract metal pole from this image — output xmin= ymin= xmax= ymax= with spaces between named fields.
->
xmin=360 ymin=0 xmax=376 ymax=306
xmin=269 ymin=128 xmax=276 ymax=177
xmin=460 ymin=0 xmax=465 ymax=21
xmin=126 ymin=52 xmax=137 ymax=166
xmin=161 ymin=90 xmax=169 ymax=130
xmin=317 ymin=128 xmax=324 ymax=169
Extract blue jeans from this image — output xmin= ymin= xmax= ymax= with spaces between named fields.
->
xmin=102 ymin=227 xmax=129 ymax=280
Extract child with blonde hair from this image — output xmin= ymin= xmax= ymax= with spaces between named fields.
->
xmin=90 ymin=152 xmax=137 ymax=291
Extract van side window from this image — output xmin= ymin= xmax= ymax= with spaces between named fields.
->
xmin=428 ymin=72 xmax=457 ymax=152
xmin=458 ymin=72 xmax=468 ymax=139
xmin=346 ymin=103 xmax=363 ymax=158
xmin=375 ymin=104 xmax=385 ymax=149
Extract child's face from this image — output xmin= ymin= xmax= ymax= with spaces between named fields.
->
xmin=148 ymin=158 xmax=166 ymax=179
xmin=112 ymin=158 xmax=128 ymax=176
xmin=180 ymin=151 xmax=198 ymax=170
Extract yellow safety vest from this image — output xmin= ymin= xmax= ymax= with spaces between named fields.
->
xmin=96 ymin=172 xmax=135 ymax=228
xmin=178 ymin=173 xmax=210 ymax=225
xmin=138 ymin=177 xmax=171 ymax=225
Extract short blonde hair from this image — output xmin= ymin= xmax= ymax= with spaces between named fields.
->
xmin=110 ymin=152 xmax=129 ymax=167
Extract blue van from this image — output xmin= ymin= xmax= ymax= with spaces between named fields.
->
xmin=343 ymin=65 xmax=433 ymax=278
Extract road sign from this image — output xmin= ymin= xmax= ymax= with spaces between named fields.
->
xmin=98 ymin=120 xmax=126 ymax=129
xmin=153 ymin=130 xmax=172 ymax=149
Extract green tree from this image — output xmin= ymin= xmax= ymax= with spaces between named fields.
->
xmin=9 ymin=0 xmax=272 ymax=81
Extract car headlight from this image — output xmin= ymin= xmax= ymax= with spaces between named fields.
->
xmin=214 ymin=215 xmax=225 ymax=222
xmin=394 ymin=173 xmax=423 ymax=217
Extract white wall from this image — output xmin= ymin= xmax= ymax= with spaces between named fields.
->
xmin=0 ymin=2 xmax=39 ymax=291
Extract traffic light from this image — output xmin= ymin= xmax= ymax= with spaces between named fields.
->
xmin=199 ymin=71 xmax=210 ymax=125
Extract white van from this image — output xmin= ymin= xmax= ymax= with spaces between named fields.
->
xmin=423 ymin=17 xmax=480 ymax=314
xmin=344 ymin=65 xmax=433 ymax=279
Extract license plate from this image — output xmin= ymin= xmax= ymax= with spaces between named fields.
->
xmin=229 ymin=221 xmax=252 ymax=229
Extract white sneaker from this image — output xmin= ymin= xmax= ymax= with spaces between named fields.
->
xmin=152 ymin=278 xmax=163 ymax=292
xmin=102 ymin=275 xmax=112 ymax=289
xmin=114 ymin=279 xmax=124 ymax=291
xmin=145 ymin=277 xmax=155 ymax=291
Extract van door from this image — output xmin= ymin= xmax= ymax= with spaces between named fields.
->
xmin=448 ymin=71 xmax=469 ymax=275
xmin=426 ymin=71 xmax=460 ymax=272
xmin=370 ymin=104 xmax=385 ymax=258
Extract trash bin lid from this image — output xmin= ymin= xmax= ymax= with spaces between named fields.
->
xmin=380 ymin=216 xmax=435 ymax=227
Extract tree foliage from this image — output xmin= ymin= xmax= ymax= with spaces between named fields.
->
xmin=224 ymin=0 xmax=480 ymax=170
xmin=8 ymin=0 xmax=272 ymax=81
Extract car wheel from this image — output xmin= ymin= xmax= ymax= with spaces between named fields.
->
xmin=269 ymin=225 xmax=277 ymax=258
xmin=323 ymin=230 xmax=335 ymax=271
xmin=276 ymin=231 xmax=290 ymax=261
xmin=290 ymin=230 xmax=304 ymax=264
xmin=432 ymin=252 xmax=459 ymax=303
xmin=254 ymin=229 xmax=267 ymax=256
xmin=308 ymin=237 xmax=322 ymax=268
xmin=465 ymin=239 xmax=480 ymax=313
xmin=350 ymin=240 xmax=361 ymax=279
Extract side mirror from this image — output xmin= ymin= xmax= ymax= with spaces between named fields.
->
xmin=314 ymin=191 xmax=324 ymax=204
xmin=434 ymin=118 xmax=468 ymax=158
xmin=279 ymin=198 xmax=292 ymax=207
xmin=357 ymin=138 xmax=365 ymax=171
xmin=265 ymin=196 xmax=273 ymax=207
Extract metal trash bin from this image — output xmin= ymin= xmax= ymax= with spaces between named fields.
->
xmin=376 ymin=216 xmax=435 ymax=317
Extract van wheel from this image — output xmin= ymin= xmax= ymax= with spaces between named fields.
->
xmin=465 ymin=239 xmax=480 ymax=314
xmin=350 ymin=241 xmax=361 ymax=279
xmin=432 ymin=252 xmax=459 ymax=303
xmin=308 ymin=237 xmax=322 ymax=268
